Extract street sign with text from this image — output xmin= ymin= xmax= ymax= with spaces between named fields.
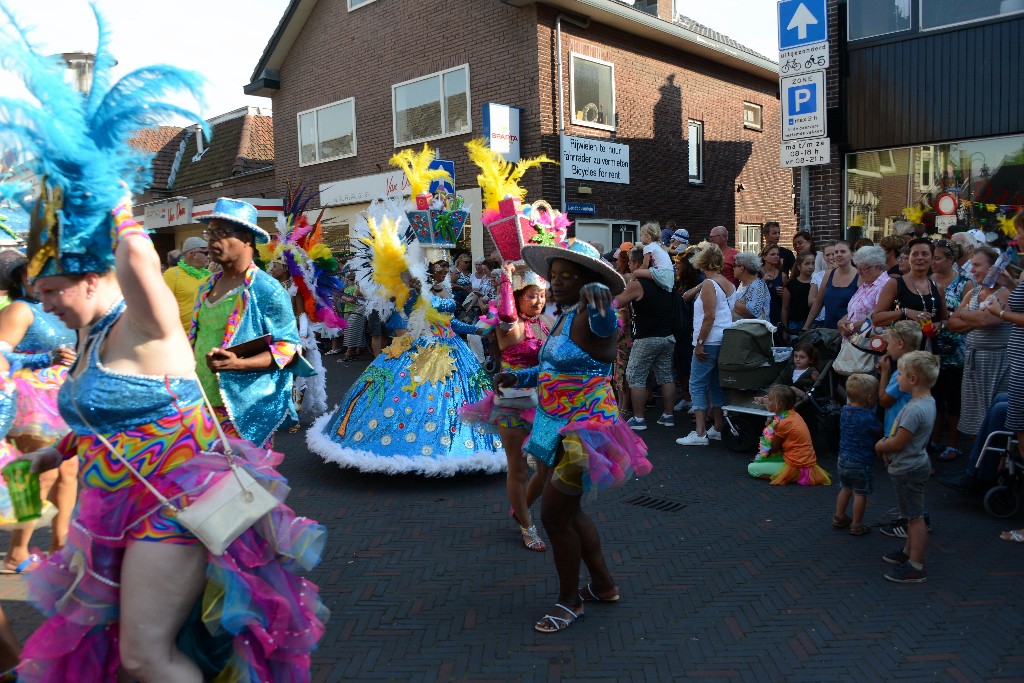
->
xmin=778 ymin=0 xmax=828 ymax=50
xmin=781 ymin=71 xmax=827 ymax=141
xmin=780 ymin=138 xmax=830 ymax=167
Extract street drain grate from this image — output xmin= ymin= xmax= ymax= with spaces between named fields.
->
xmin=623 ymin=495 xmax=687 ymax=512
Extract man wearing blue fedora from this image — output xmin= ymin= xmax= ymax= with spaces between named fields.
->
xmin=188 ymin=197 xmax=302 ymax=446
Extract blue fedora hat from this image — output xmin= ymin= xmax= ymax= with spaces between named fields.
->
xmin=198 ymin=198 xmax=270 ymax=244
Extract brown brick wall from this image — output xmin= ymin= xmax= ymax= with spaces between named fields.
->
xmin=804 ymin=0 xmax=843 ymax=242
xmin=266 ymin=0 xmax=794 ymax=247
xmin=535 ymin=5 xmax=795 ymax=244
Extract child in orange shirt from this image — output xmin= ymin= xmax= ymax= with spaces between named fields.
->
xmin=747 ymin=385 xmax=831 ymax=486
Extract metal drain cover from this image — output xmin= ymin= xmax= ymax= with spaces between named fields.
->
xmin=623 ymin=495 xmax=687 ymax=512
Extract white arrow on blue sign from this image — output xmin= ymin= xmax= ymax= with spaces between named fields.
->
xmin=428 ymin=159 xmax=455 ymax=194
xmin=778 ymin=0 xmax=828 ymax=50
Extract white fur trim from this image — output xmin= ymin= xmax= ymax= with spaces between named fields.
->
xmin=306 ymin=410 xmax=507 ymax=477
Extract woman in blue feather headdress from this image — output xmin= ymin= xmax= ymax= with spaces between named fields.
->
xmin=0 ymin=5 xmax=327 ymax=681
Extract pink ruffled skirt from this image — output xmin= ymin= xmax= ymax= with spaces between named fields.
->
xmin=9 ymin=366 xmax=70 ymax=443
xmin=550 ymin=420 xmax=652 ymax=496
xmin=18 ymin=438 xmax=328 ymax=683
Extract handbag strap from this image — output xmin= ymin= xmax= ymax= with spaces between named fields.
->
xmin=69 ymin=370 xmax=246 ymax=515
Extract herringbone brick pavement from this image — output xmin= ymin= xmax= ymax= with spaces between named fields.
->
xmin=3 ymin=357 xmax=1023 ymax=681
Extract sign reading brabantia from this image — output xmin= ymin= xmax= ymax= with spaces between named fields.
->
xmin=778 ymin=0 xmax=827 ymax=50
xmin=781 ymin=71 xmax=827 ymax=141
xmin=483 ymin=103 xmax=522 ymax=163
xmin=561 ymin=135 xmax=629 ymax=184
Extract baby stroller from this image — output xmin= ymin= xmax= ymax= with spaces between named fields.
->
xmin=975 ymin=431 xmax=1024 ymax=518
xmin=719 ymin=325 xmax=840 ymax=454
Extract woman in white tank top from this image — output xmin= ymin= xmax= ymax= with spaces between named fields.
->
xmin=679 ymin=243 xmax=736 ymax=446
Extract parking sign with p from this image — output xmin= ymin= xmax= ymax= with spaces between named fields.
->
xmin=781 ymin=71 xmax=826 ymax=140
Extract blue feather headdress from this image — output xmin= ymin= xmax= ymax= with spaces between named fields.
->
xmin=0 ymin=2 xmax=206 ymax=278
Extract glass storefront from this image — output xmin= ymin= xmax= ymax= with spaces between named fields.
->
xmin=844 ymin=134 xmax=1024 ymax=241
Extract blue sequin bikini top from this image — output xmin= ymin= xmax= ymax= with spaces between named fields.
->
xmin=538 ymin=309 xmax=613 ymax=378
xmin=432 ymin=295 xmax=457 ymax=315
xmin=16 ymin=300 xmax=76 ymax=353
xmin=58 ymin=301 xmax=203 ymax=435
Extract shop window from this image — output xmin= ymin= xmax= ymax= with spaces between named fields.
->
xmin=922 ymin=0 xmax=1024 ymax=30
xmin=688 ymin=120 xmax=703 ymax=184
xmin=348 ymin=0 xmax=377 ymax=9
xmin=570 ymin=54 xmax=615 ymax=130
xmin=845 ymin=135 xmax=1024 ymax=240
xmin=743 ymin=102 xmax=762 ymax=131
xmin=298 ymin=98 xmax=356 ymax=166
xmin=737 ymin=224 xmax=761 ymax=254
xmin=848 ymin=0 xmax=911 ymax=40
xmin=393 ymin=65 xmax=471 ymax=146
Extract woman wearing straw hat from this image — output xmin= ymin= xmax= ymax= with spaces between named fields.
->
xmin=495 ymin=240 xmax=652 ymax=633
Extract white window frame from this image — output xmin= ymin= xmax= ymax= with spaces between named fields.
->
xmin=920 ymin=0 xmax=1024 ymax=32
xmin=569 ymin=53 xmax=616 ymax=132
xmin=743 ymin=102 xmax=763 ymax=131
xmin=297 ymin=97 xmax=357 ymax=167
xmin=917 ymin=145 xmax=937 ymax=191
xmin=391 ymin=64 xmax=472 ymax=147
xmin=878 ymin=149 xmax=896 ymax=173
xmin=688 ymin=120 xmax=704 ymax=185
xmin=347 ymin=0 xmax=378 ymax=11
xmin=737 ymin=224 xmax=761 ymax=254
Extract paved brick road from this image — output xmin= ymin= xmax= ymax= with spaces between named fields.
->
xmin=4 ymin=357 xmax=1024 ymax=681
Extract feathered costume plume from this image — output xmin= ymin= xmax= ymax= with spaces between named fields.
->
xmin=258 ymin=184 xmax=346 ymax=329
xmin=464 ymin=138 xmax=555 ymax=219
xmin=0 ymin=2 xmax=206 ymax=278
xmin=348 ymin=199 xmax=442 ymax=341
xmin=389 ymin=144 xmax=452 ymax=197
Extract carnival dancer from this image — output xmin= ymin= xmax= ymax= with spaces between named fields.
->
xmin=494 ymin=240 xmax=652 ymax=633
xmin=257 ymin=187 xmax=344 ymax=425
xmin=0 ymin=254 xmax=76 ymax=572
xmin=162 ymin=236 xmax=210 ymax=330
xmin=0 ymin=10 xmax=327 ymax=678
xmin=307 ymin=201 xmax=505 ymax=475
xmin=460 ymin=262 xmax=552 ymax=551
xmin=189 ymin=197 xmax=305 ymax=448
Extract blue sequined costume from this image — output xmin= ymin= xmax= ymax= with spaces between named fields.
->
xmin=308 ymin=295 xmax=505 ymax=475
xmin=2 ymin=299 xmax=76 ymax=442
xmin=19 ymin=302 xmax=328 ymax=682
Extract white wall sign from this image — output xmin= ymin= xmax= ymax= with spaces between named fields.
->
xmin=934 ymin=215 xmax=957 ymax=232
xmin=483 ymin=103 xmax=521 ymax=162
xmin=560 ymin=135 xmax=630 ymax=184
xmin=781 ymin=71 xmax=827 ymax=141
xmin=320 ymin=171 xmax=411 ymax=207
xmin=144 ymin=198 xmax=192 ymax=229
xmin=780 ymin=137 xmax=831 ymax=167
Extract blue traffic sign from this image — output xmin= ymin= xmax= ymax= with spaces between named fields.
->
xmin=428 ymin=159 xmax=455 ymax=194
xmin=787 ymin=82 xmax=818 ymax=116
xmin=778 ymin=0 xmax=828 ymax=50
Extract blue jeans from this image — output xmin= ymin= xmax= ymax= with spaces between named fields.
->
xmin=688 ymin=343 xmax=723 ymax=411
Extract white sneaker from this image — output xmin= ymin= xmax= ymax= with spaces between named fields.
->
xmin=673 ymin=398 xmax=692 ymax=412
xmin=706 ymin=427 xmax=722 ymax=441
xmin=688 ymin=406 xmax=697 ymax=414
xmin=676 ymin=431 xmax=709 ymax=446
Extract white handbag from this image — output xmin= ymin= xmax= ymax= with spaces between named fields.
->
xmin=73 ymin=379 xmax=278 ymax=556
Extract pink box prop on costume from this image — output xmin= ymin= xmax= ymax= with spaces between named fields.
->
xmin=414 ymin=193 xmax=432 ymax=210
xmin=485 ymin=197 xmax=539 ymax=263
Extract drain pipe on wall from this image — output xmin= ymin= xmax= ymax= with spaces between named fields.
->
xmin=556 ymin=12 xmax=590 ymax=213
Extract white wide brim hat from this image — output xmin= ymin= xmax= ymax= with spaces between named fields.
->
xmin=521 ymin=240 xmax=625 ymax=296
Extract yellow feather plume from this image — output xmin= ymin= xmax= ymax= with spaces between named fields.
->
xmin=389 ymin=144 xmax=452 ymax=197
xmin=362 ymin=214 xmax=411 ymax=304
xmin=998 ymin=214 xmax=1017 ymax=239
xmin=902 ymin=203 xmax=925 ymax=224
xmin=257 ymin=243 xmax=282 ymax=264
xmin=465 ymin=138 xmax=556 ymax=210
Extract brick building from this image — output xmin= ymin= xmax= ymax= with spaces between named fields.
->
xmin=805 ymin=0 xmax=1024 ymax=243
xmin=246 ymin=0 xmax=796 ymax=257
xmin=131 ymin=107 xmax=283 ymax=258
